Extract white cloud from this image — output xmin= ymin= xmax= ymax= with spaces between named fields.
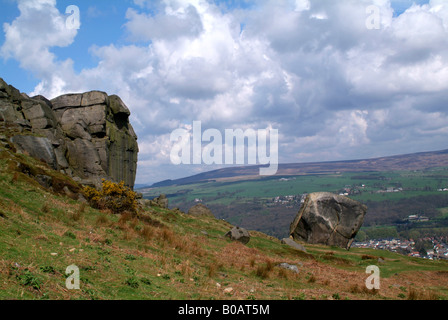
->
xmin=294 ymin=0 xmax=310 ymax=12
xmin=2 ymin=0 xmax=448 ymax=183
xmin=125 ymin=5 xmax=203 ymax=41
xmin=1 ymin=0 xmax=78 ymax=91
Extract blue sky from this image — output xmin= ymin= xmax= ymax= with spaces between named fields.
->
xmin=0 ymin=0 xmax=430 ymax=92
xmin=0 ymin=0 xmax=135 ymax=91
xmin=391 ymin=0 xmax=430 ymax=15
xmin=1 ymin=0 xmax=447 ymax=185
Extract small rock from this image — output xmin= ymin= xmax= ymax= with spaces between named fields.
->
xmin=69 ymin=248 xmax=76 ymax=252
xmin=223 ymin=287 xmax=234 ymax=294
xmin=278 ymin=263 xmax=300 ymax=274
xmin=281 ymin=238 xmax=307 ymax=253
xmin=50 ymin=253 xmax=58 ymax=256
xmin=35 ymin=174 xmax=52 ymax=189
xmin=216 ymin=283 xmax=221 ymax=288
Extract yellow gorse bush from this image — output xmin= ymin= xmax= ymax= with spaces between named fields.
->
xmin=83 ymin=179 xmax=138 ymax=215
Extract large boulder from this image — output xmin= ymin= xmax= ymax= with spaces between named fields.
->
xmin=225 ymin=226 xmax=251 ymax=245
xmin=289 ymin=192 xmax=367 ymax=250
xmin=0 ymin=77 xmax=139 ymax=189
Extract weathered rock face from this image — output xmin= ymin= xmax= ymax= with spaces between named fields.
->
xmin=289 ymin=192 xmax=367 ymax=250
xmin=0 ymin=77 xmax=138 ymax=189
xmin=188 ymin=203 xmax=214 ymax=218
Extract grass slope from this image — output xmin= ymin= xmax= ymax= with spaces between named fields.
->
xmin=0 ymin=148 xmax=447 ymax=300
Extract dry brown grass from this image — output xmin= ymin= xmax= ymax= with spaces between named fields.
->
xmin=118 ymin=212 xmax=133 ymax=225
xmin=69 ymin=205 xmax=85 ymax=222
xmin=139 ymin=225 xmax=154 ymax=241
xmin=95 ymin=214 xmax=109 ymax=226
xmin=218 ymin=242 xmax=264 ymax=270
xmin=179 ymin=260 xmax=194 ymax=278
xmin=255 ymin=260 xmax=274 ymax=279
xmin=161 ymin=227 xmax=175 ymax=244
xmin=121 ymin=228 xmax=133 ymax=241
xmin=207 ymin=262 xmax=224 ymax=278
xmin=349 ymin=283 xmax=378 ymax=296
xmin=277 ymin=267 xmax=289 ymax=279
xmin=407 ymin=288 xmax=440 ymax=300
xmin=129 ymin=217 xmax=139 ymax=230
xmin=34 ymin=234 xmax=49 ymax=241
xmin=10 ymin=172 xmax=19 ymax=184
xmin=308 ymin=274 xmax=317 ymax=283
xmin=41 ymin=202 xmax=51 ymax=214
xmin=249 ymin=258 xmax=256 ymax=268
xmin=137 ymin=213 xmax=165 ymax=228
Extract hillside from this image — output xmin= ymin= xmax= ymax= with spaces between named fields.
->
xmin=150 ymin=149 xmax=448 ymax=187
xmin=141 ymin=165 xmax=448 ymax=239
xmin=0 ymin=137 xmax=447 ymax=302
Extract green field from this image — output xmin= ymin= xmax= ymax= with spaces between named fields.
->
xmin=140 ymin=168 xmax=448 ymax=238
xmin=142 ymin=168 xmax=448 ymax=204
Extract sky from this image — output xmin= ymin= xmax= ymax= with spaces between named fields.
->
xmin=1 ymin=0 xmax=447 ymax=185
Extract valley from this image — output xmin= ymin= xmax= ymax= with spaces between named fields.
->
xmin=140 ymin=152 xmax=448 ymax=241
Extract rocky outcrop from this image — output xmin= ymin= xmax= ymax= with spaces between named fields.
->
xmin=0 ymin=77 xmax=138 ymax=189
xmin=149 ymin=194 xmax=169 ymax=208
xmin=188 ymin=203 xmax=214 ymax=218
xmin=289 ymin=192 xmax=367 ymax=250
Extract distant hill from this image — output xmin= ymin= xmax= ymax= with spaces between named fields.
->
xmin=149 ymin=149 xmax=448 ymax=187
xmin=134 ymin=183 xmax=151 ymax=189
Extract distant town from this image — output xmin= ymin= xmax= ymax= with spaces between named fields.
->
xmin=263 ymin=178 xmax=448 ymax=260
xmin=352 ymin=237 xmax=448 ymax=260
